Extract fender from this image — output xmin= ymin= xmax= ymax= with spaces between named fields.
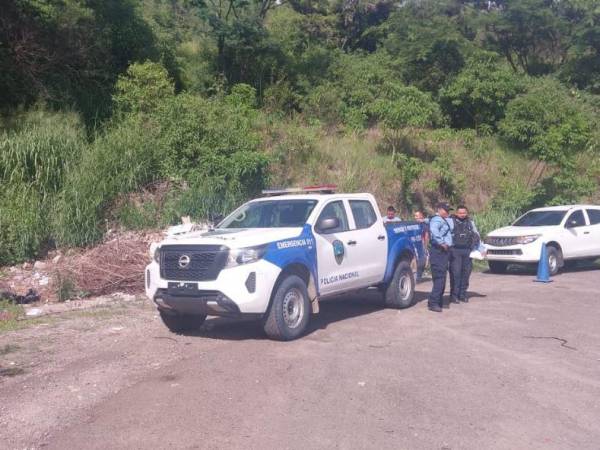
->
xmin=263 ymin=224 xmax=320 ymax=296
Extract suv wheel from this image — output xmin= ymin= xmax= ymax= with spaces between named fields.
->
xmin=488 ymin=261 xmax=508 ymax=274
xmin=159 ymin=310 xmax=206 ymax=333
xmin=546 ymin=246 xmax=561 ymax=276
xmin=384 ymin=260 xmax=415 ymax=309
xmin=263 ymin=275 xmax=310 ymax=341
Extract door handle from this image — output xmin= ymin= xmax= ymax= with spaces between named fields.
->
xmin=584 ymin=231 xmax=590 ymax=234
xmin=377 ymin=235 xmax=386 ymax=241
xmin=347 ymin=240 xmax=357 ymax=246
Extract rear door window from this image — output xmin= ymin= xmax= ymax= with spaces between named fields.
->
xmin=586 ymin=209 xmax=600 ymax=225
xmin=349 ymin=200 xmax=377 ymax=229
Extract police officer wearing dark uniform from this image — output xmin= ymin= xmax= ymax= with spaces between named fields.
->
xmin=427 ymin=203 xmax=453 ymax=312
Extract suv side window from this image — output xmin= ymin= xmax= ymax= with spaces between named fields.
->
xmin=566 ymin=210 xmax=586 ymax=228
xmin=586 ymin=209 xmax=600 ymax=225
xmin=350 ymin=200 xmax=377 ymax=229
xmin=316 ymin=201 xmax=349 ymax=234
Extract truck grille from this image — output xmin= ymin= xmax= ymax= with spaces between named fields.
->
xmin=485 ymin=237 xmax=516 ymax=247
xmin=160 ymin=245 xmax=229 ymax=281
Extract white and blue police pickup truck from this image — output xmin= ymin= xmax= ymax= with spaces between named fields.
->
xmin=145 ymin=187 xmax=425 ymax=340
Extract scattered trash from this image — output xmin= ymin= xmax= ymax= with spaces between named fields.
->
xmin=0 ymin=289 xmax=40 ymax=304
xmin=526 ymin=317 xmax=536 ymax=321
xmin=357 ymin=381 xmax=366 ymax=387
xmin=33 ymin=261 xmax=47 ymax=270
xmin=52 ymin=254 xmax=62 ymax=264
xmin=25 ymin=308 xmax=43 ymax=317
xmin=38 ymin=276 xmax=49 ymax=286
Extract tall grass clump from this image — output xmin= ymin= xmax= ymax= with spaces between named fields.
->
xmin=0 ymin=108 xmax=84 ymax=196
xmin=0 ymin=185 xmax=47 ymax=264
xmin=52 ymin=115 xmax=157 ymax=246
xmin=0 ymin=109 xmax=86 ymax=264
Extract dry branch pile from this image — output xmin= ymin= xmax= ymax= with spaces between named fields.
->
xmin=57 ymin=232 xmax=159 ymax=296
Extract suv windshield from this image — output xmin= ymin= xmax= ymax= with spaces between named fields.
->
xmin=219 ymin=200 xmax=318 ymax=229
xmin=513 ymin=211 xmax=566 ymax=227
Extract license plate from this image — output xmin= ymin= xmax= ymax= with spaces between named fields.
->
xmin=167 ymin=282 xmax=199 ymax=295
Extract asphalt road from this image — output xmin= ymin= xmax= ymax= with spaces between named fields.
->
xmin=2 ymin=267 xmax=600 ymax=449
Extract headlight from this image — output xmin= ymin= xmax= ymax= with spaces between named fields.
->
xmin=226 ymin=244 xmax=268 ymax=268
xmin=515 ymin=234 xmax=541 ymax=245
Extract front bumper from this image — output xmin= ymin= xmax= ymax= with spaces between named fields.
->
xmin=145 ymin=259 xmax=281 ymax=315
xmin=485 ymin=239 xmax=544 ymax=263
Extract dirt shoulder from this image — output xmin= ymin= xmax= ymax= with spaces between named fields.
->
xmin=2 ymin=269 xmax=600 ymax=449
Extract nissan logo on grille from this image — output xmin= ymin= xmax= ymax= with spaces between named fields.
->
xmin=178 ymin=254 xmax=191 ymax=269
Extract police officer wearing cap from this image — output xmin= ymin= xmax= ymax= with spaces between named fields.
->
xmin=427 ymin=202 xmax=453 ymax=312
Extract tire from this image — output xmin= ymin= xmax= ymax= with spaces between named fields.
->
xmin=159 ymin=310 xmax=206 ymax=333
xmin=488 ymin=261 xmax=508 ymax=274
xmin=384 ymin=260 xmax=415 ymax=309
xmin=263 ymin=275 xmax=310 ymax=341
xmin=546 ymin=246 xmax=561 ymax=276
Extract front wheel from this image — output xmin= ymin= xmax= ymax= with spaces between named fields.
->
xmin=159 ymin=310 xmax=206 ymax=333
xmin=263 ymin=275 xmax=310 ymax=341
xmin=488 ymin=261 xmax=508 ymax=274
xmin=384 ymin=260 xmax=415 ymax=309
xmin=546 ymin=246 xmax=561 ymax=276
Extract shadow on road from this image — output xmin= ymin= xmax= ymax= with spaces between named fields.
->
xmin=481 ymin=258 xmax=600 ymax=276
xmin=182 ymin=289 xmax=429 ymax=341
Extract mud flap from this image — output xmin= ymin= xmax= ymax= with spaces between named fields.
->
xmin=311 ymin=297 xmax=320 ymax=314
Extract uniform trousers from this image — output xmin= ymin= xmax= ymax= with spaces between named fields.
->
xmin=450 ymin=247 xmax=472 ymax=300
xmin=428 ymin=246 xmax=449 ymax=308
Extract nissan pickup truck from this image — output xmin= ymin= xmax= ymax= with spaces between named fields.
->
xmin=145 ymin=188 xmax=425 ymax=340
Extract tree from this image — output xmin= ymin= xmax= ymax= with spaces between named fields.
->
xmin=499 ymin=77 xmax=594 ymax=202
xmin=191 ymin=0 xmax=283 ymax=86
xmin=439 ymin=54 xmax=525 ymax=130
xmin=381 ymin=0 xmax=469 ymax=92
xmin=483 ymin=0 xmax=567 ymax=75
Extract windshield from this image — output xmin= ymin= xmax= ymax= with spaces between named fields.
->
xmin=513 ymin=211 xmax=566 ymax=227
xmin=219 ymin=200 xmax=318 ymax=229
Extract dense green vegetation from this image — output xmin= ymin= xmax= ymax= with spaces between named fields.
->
xmin=1 ymin=0 xmax=599 ymax=264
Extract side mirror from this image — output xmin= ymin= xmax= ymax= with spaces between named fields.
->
xmin=209 ymin=213 xmax=224 ymax=227
xmin=317 ymin=217 xmax=340 ymax=233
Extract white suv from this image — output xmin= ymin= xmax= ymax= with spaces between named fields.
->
xmin=484 ymin=205 xmax=600 ymax=275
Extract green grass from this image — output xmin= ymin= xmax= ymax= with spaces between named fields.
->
xmin=266 ymin=121 xmax=533 ymax=216
xmin=0 ymin=300 xmax=26 ymax=333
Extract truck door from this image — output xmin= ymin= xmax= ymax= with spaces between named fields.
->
xmin=313 ymin=200 xmax=363 ymax=296
xmin=347 ymin=199 xmax=387 ymax=284
xmin=584 ymin=209 xmax=600 ymax=257
xmin=561 ymin=209 xmax=588 ymax=258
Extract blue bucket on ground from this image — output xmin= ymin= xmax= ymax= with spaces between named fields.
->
xmin=535 ymin=243 xmax=552 ymax=283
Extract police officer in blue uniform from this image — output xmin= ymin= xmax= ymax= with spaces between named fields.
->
xmin=427 ymin=203 xmax=453 ymax=312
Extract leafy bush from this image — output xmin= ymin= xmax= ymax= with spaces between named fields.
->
xmin=154 ymin=89 xmax=268 ymax=198
xmin=113 ymin=61 xmax=175 ymax=115
xmin=499 ymin=78 xmax=592 ymax=165
xmin=439 ymin=56 xmax=525 ymax=130
xmin=371 ymin=83 xmax=445 ymax=129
